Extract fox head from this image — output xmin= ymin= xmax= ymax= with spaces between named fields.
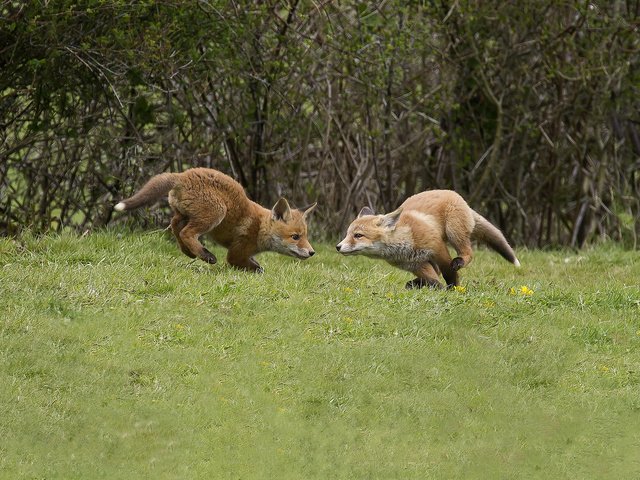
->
xmin=336 ymin=206 xmax=403 ymax=257
xmin=267 ymin=198 xmax=317 ymax=259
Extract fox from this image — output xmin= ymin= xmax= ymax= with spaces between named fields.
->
xmin=336 ymin=190 xmax=520 ymax=289
xmin=114 ymin=168 xmax=316 ymax=272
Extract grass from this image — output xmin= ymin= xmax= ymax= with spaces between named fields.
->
xmin=1 ymin=230 xmax=639 ymax=479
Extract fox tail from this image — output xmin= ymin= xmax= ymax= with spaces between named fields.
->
xmin=114 ymin=172 xmax=178 ymax=212
xmin=472 ymin=212 xmax=520 ymax=267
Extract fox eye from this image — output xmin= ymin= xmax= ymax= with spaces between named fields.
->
xmin=291 ymin=233 xmax=301 ymax=241
xmin=354 ymin=233 xmax=364 ymax=239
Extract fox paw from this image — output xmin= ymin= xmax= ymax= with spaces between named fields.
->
xmin=406 ymin=278 xmax=424 ymax=289
xmin=201 ymin=248 xmax=218 ymax=265
xmin=405 ymin=278 xmax=442 ymax=290
xmin=255 ymin=266 xmax=264 ymax=274
xmin=451 ymin=257 xmax=465 ymax=271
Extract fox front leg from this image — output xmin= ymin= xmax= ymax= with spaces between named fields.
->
xmin=248 ymin=257 xmax=264 ymax=273
xmin=431 ymin=244 xmax=459 ymax=288
xmin=406 ymin=263 xmax=444 ymax=290
xmin=226 ymin=250 xmax=264 ymax=273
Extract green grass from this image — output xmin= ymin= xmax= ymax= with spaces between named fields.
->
xmin=1 ymin=231 xmax=639 ymax=479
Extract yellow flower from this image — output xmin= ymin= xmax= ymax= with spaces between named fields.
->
xmin=599 ymin=365 xmax=610 ymax=373
xmin=344 ymin=316 xmax=353 ymax=324
xmin=453 ymin=285 xmax=466 ymax=293
xmin=509 ymin=287 xmax=516 ymax=295
xmin=175 ymin=323 xmax=184 ymax=330
xmin=343 ymin=287 xmax=353 ymax=294
xmin=520 ymin=285 xmax=534 ymax=296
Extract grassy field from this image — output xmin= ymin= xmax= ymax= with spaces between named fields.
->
xmin=1 ymin=230 xmax=639 ymax=479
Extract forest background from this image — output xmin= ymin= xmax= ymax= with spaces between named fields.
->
xmin=1 ymin=0 xmax=639 ymax=248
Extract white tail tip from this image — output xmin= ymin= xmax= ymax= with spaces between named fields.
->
xmin=513 ymin=258 xmax=521 ymax=268
xmin=114 ymin=202 xmax=126 ymax=212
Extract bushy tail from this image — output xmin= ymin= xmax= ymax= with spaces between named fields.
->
xmin=472 ymin=212 xmax=520 ymax=267
xmin=114 ymin=172 xmax=178 ymax=212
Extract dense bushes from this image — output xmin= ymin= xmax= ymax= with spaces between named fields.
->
xmin=1 ymin=1 xmax=638 ymax=246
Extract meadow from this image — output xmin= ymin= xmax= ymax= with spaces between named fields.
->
xmin=1 ymin=231 xmax=639 ymax=479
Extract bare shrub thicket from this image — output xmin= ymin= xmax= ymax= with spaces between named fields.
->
xmin=1 ymin=1 xmax=638 ymax=247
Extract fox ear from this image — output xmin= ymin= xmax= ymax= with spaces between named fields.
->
xmin=378 ymin=207 xmax=403 ymax=229
xmin=272 ymin=198 xmax=292 ymax=222
xmin=299 ymin=202 xmax=317 ymax=219
xmin=358 ymin=206 xmax=375 ymax=217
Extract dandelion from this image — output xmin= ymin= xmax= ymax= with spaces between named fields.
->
xmin=520 ymin=285 xmax=534 ymax=296
xmin=344 ymin=316 xmax=353 ymax=324
xmin=599 ymin=365 xmax=610 ymax=373
xmin=509 ymin=285 xmax=534 ymax=296
xmin=343 ymin=287 xmax=353 ymax=294
xmin=453 ymin=285 xmax=466 ymax=293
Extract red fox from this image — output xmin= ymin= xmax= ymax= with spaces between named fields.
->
xmin=336 ymin=190 xmax=519 ymax=289
xmin=114 ymin=168 xmax=316 ymax=272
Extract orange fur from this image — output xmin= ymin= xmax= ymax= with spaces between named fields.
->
xmin=115 ymin=168 xmax=316 ymax=272
xmin=337 ymin=190 xmax=519 ymax=288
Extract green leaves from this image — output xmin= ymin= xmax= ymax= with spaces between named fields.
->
xmin=1 ymin=0 xmax=638 ymax=246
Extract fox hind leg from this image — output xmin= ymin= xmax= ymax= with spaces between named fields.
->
xmin=177 ymin=206 xmax=226 ymax=265
xmin=170 ymin=212 xmax=196 ymax=258
xmin=450 ymin=242 xmax=473 ymax=271
xmin=180 ymin=224 xmax=218 ymax=264
xmin=446 ymin=227 xmax=474 ymax=271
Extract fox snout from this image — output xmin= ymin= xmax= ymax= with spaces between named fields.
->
xmin=300 ymin=248 xmax=315 ymax=258
xmin=336 ymin=240 xmax=352 ymax=254
xmin=298 ymin=239 xmax=315 ymax=259
xmin=293 ymin=245 xmax=315 ymax=259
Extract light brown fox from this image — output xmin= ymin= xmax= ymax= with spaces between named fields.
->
xmin=114 ymin=168 xmax=316 ymax=272
xmin=336 ymin=190 xmax=519 ymax=289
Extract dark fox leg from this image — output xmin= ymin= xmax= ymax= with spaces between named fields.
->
xmin=406 ymin=262 xmax=443 ymax=289
xmin=170 ymin=212 xmax=195 ymax=258
xmin=248 ymin=257 xmax=263 ymax=272
xmin=227 ymin=249 xmax=263 ymax=273
xmin=440 ymin=262 xmax=459 ymax=288
xmin=433 ymin=244 xmax=459 ymax=287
